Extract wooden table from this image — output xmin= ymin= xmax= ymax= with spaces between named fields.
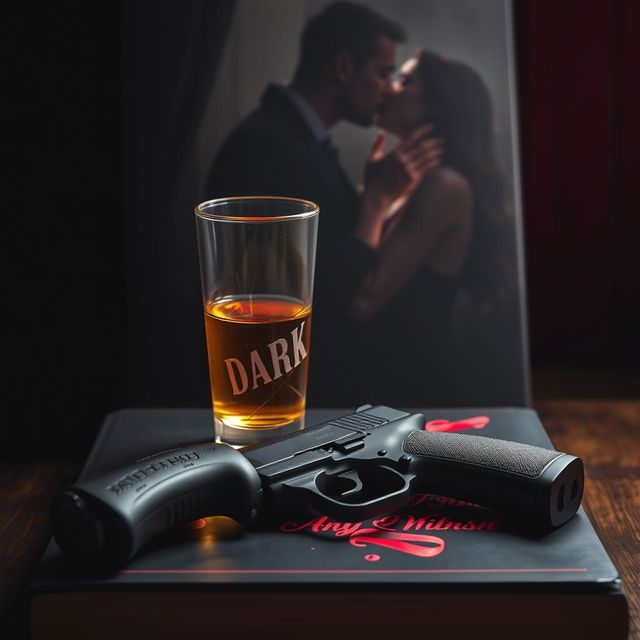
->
xmin=535 ymin=400 xmax=639 ymax=639
xmin=1 ymin=400 xmax=638 ymax=638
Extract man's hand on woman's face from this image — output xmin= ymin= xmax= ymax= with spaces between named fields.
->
xmin=364 ymin=124 xmax=444 ymax=204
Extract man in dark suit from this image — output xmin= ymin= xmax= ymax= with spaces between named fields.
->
xmin=207 ymin=1 xmax=441 ymax=405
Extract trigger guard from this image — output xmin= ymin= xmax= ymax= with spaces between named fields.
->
xmin=281 ymin=466 xmax=415 ymax=522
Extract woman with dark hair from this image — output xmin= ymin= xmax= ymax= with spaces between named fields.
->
xmin=350 ymin=49 xmax=514 ymax=405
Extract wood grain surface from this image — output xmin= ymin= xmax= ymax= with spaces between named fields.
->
xmin=1 ymin=400 xmax=638 ymax=638
xmin=0 ymin=462 xmax=78 ymax=638
xmin=536 ymin=400 xmax=640 ymax=640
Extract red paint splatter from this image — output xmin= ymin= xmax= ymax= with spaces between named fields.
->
xmin=351 ymin=529 xmax=446 ymax=558
xmin=425 ymin=417 xmax=490 ymax=432
xmin=365 ymin=554 xmax=381 ymax=561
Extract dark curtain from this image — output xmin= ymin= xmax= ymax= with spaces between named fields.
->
xmin=4 ymin=4 xmax=124 ymax=458
xmin=516 ymin=0 xmax=640 ymax=366
xmin=124 ymin=0 xmax=235 ymax=407
xmin=4 ymin=1 xmax=235 ymax=458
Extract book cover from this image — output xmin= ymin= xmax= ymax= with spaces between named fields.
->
xmin=28 ymin=407 xmax=629 ymax=639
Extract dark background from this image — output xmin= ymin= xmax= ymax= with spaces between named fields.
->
xmin=3 ymin=0 xmax=639 ymax=460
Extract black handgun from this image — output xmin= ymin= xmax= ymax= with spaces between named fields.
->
xmin=52 ymin=405 xmax=584 ymax=569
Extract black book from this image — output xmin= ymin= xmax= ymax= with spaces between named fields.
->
xmin=28 ymin=407 xmax=629 ymax=639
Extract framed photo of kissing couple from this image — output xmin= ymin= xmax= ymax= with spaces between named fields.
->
xmin=176 ymin=0 xmax=530 ymax=411
xmin=201 ymin=0 xmax=529 ymax=409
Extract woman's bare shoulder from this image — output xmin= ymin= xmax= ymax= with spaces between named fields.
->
xmin=407 ymin=165 xmax=472 ymax=225
xmin=417 ymin=165 xmax=471 ymax=197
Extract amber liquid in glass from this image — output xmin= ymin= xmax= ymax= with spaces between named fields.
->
xmin=204 ymin=295 xmax=312 ymax=432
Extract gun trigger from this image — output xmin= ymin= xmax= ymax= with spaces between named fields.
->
xmin=335 ymin=470 xmax=363 ymax=497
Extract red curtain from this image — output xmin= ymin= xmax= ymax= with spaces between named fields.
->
xmin=516 ymin=0 xmax=640 ymax=365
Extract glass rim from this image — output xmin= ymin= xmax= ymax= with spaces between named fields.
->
xmin=195 ymin=196 xmax=319 ymax=222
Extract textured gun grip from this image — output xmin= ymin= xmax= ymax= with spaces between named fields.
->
xmin=403 ymin=431 xmax=583 ymax=528
xmin=403 ymin=431 xmax=562 ymax=478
